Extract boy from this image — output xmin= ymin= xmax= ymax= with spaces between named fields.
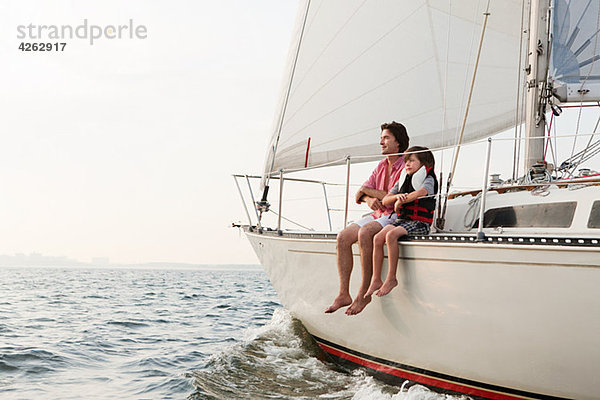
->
xmin=365 ymin=146 xmax=438 ymax=298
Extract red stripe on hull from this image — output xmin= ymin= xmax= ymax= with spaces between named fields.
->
xmin=318 ymin=342 xmax=536 ymax=400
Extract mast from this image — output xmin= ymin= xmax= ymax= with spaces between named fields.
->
xmin=524 ymin=0 xmax=551 ymax=171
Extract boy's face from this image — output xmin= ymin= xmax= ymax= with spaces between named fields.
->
xmin=404 ymin=154 xmax=423 ymax=175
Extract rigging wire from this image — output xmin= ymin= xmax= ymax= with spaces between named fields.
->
xmin=551 ymin=114 xmax=559 ymax=172
xmin=568 ymin=1 xmax=600 ymax=176
xmin=436 ymin=0 xmax=452 ymax=229
xmin=514 ymin=67 xmax=528 ymax=180
xmin=543 ymin=112 xmax=554 ymax=161
xmin=272 ymin=132 xmax=600 ymax=176
xmin=512 ymin=0 xmax=527 ymax=180
xmin=267 ymin=209 xmax=315 ymax=231
xmin=579 ymin=101 xmax=600 ymax=151
xmin=446 ymin=0 xmax=491 ymax=191
xmin=440 ymin=0 xmax=451 ymax=170
xmin=439 ymin=0 xmax=487 ymax=229
xmin=564 ymin=102 xmax=600 ymax=177
xmin=450 ymin=0 xmax=483 ymax=165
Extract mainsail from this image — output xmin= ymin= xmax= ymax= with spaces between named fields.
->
xmin=263 ymin=0 xmax=523 ymax=177
xmin=551 ymin=0 xmax=600 ymax=102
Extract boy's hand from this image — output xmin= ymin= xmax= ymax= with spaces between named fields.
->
xmin=394 ymin=198 xmax=402 ymax=213
xmin=396 ymin=193 xmax=408 ymax=203
xmin=394 ymin=194 xmax=409 ymax=212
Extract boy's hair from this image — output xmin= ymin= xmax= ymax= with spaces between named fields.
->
xmin=380 ymin=121 xmax=409 ymax=153
xmin=405 ymin=146 xmax=435 ymax=169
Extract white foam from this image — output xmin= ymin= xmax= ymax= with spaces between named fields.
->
xmin=212 ymin=308 xmax=469 ymax=400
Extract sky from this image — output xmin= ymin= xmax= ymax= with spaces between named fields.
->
xmin=2 ymin=1 xmax=599 ymax=266
xmin=0 ymin=0 xmax=300 ymax=265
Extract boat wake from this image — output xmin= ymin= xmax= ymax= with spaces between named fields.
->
xmin=189 ymin=308 xmax=468 ymax=400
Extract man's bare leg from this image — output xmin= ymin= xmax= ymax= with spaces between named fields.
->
xmin=346 ymin=221 xmax=383 ymax=315
xmin=377 ymin=226 xmax=407 ymax=297
xmin=325 ymin=224 xmax=360 ymax=313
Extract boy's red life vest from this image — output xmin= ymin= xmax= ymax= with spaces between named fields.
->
xmin=397 ymin=167 xmax=439 ymax=224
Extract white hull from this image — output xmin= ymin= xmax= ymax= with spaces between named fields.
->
xmin=245 ymin=228 xmax=600 ymax=399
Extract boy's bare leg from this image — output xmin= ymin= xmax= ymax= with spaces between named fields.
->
xmin=364 ymin=225 xmax=394 ymax=298
xmin=346 ymin=221 xmax=383 ymax=315
xmin=377 ymin=226 xmax=408 ymax=297
xmin=325 ymin=224 xmax=360 ymax=313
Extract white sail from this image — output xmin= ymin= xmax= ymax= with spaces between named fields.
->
xmin=263 ymin=0 xmax=523 ymax=176
xmin=551 ymin=0 xmax=600 ymax=102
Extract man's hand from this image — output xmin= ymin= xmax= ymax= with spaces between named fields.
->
xmin=366 ymin=197 xmax=384 ymax=211
xmin=355 ymin=189 xmax=365 ymax=204
xmin=356 ymin=186 xmax=387 ymax=204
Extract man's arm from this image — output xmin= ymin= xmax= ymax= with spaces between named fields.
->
xmin=355 ymin=186 xmax=387 ymax=204
xmin=355 ymin=186 xmax=387 ymax=211
xmin=357 ymin=160 xmax=386 ymax=203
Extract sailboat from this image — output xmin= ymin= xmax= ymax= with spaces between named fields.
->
xmin=234 ymin=1 xmax=600 ymax=399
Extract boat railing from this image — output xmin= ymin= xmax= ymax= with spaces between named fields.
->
xmin=235 ymin=132 xmax=600 ymax=235
xmin=232 ymin=173 xmax=355 ymax=233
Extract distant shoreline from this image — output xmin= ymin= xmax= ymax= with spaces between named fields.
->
xmin=0 ymin=262 xmax=262 ymax=270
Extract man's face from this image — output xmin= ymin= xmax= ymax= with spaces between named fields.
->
xmin=380 ymin=129 xmax=400 ymax=155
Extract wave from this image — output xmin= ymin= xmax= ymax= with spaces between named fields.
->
xmin=188 ymin=309 xmax=465 ymax=400
xmin=106 ymin=320 xmax=150 ymax=328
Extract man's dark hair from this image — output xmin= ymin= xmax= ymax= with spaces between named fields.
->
xmin=405 ymin=146 xmax=435 ymax=169
xmin=380 ymin=121 xmax=409 ymax=153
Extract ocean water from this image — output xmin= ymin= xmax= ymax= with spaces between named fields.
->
xmin=0 ymin=266 xmax=465 ymax=399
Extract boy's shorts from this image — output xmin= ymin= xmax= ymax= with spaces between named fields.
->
xmin=352 ymin=213 xmax=398 ymax=228
xmin=392 ymin=218 xmax=431 ymax=235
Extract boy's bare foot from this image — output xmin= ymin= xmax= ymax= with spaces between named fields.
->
xmin=364 ymin=280 xmax=383 ymax=298
xmin=325 ymin=294 xmax=352 ymax=313
xmin=345 ymin=295 xmax=371 ymax=315
xmin=376 ymin=279 xmax=398 ymax=297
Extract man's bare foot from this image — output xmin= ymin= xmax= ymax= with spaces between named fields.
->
xmin=345 ymin=295 xmax=371 ymax=315
xmin=364 ymin=280 xmax=383 ymax=298
xmin=324 ymin=294 xmax=352 ymax=313
xmin=376 ymin=279 xmax=398 ymax=297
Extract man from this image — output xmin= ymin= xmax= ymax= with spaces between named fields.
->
xmin=325 ymin=121 xmax=409 ymax=315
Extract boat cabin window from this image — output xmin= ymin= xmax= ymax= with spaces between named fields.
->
xmin=474 ymin=202 xmax=577 ymax=228
xmin=588 ymin=201 xmax=600 ymax=229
